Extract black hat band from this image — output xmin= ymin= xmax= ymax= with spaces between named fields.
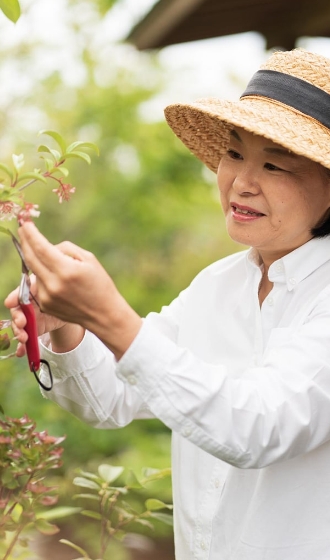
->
xmin=241 ymin=69 xmax=330 ymax=130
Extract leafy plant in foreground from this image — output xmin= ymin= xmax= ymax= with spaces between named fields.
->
xmin=62 ymin=464 xmax=173 ymax=560
xmin=0 ymin=413 xmax=79 ymax=560
xmin=0 ymin=130 xmax=98 ymax=223
xmin=0 ymin=413 xmax=173 ymax=560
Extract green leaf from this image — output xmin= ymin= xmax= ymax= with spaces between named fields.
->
xmin=37 ymin=145 xmax=52 ymax=154
xmin=66 ymin=141 xmax=99 ymax=155
xmin=98 ymin=464 xmax=124 ymax=484
xmin=73 ymin=476 xmax=100 ymax=490
xmin=134 ymin=518 xmax=154 ymax=530
xmin=36 ymin=506 xmax=81 ymax=520
xmin=81 ymin=509 xmax=102 ymax=520
xmin=35 ymin=518 xmax=60 ymax=535
xmin=142 ymin=467 xmax=172 ymax=483
xmin=0 ymin=162 xmax=13 ymax=181
xmin=38 ymin=130 xmax=67 ymax=153
xmin=126 ymin=469 xmax=143 ymax=489
xmin=0 ymin=0 xmax=21 ymax=23
xmin=74 ymin=468 xmax=101 ymax=481
xmin=54 ymin=166 xmax=69 ymax=177
xmin=0 ymin=192 xmax=23 ymax=205
xmin=145 ymin=499 xmax=172 ymax=511
xmin=148 ymin=512 xmax=173 ymax=526
xmin=37 ymin=145 xmax=61 ymax=162
xmin=0 ymin=225 xmax=12 ymax=237
xmin=73 ymin=493 xmax=99 ymax=501
xmin=119 ymin=500 xmax=140 ymax=516
xmin=39 ymin=155 xmax=55 ymax=172
xmin=16 ymin=172 xmax=47 ymax=184
xmin=10 ymin=502 xmax=23 ymax=522
xmin=114 ymin=506 xmax=134 ymax=520
xmin=64 ymin=151 xmax=91 ymax=165
xmin=59 ymin=539 xmax=89 ymax=558
xmin=0 ymin=333 xmax=11 ymax=351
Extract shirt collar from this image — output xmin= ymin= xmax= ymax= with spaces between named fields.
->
xmin=247 ymin=237 xmax=330 ymax=291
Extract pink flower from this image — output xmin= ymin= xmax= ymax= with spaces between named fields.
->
xmin=0 ymin=201 xmax=21 ymax=221
xmin=17 ymin=202 xmax=40 ymax=223
xmin=52 ymin=179 xmax=76 ymax=203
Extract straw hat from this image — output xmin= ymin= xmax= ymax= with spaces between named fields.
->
xmin=164 ymin=49 xmax=330 ymax=173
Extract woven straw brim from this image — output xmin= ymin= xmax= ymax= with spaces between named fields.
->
xmin=164 ymin=95 xmax=330 ymax=174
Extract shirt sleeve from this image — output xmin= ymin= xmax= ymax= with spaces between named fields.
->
xmin=38 ymin=290 xmax=186 ymax=428
xmin=116 ymin=291 xmax=330 ymax=469
xmin=39 ymin=329 xmax=154 ymax=428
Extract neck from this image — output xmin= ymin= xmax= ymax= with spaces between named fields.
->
xmin=258 ymin=262 xmax=273 ymax=306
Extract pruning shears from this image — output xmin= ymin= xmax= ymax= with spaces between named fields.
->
xmin=10 ymin=231 xmax=53 ymax=391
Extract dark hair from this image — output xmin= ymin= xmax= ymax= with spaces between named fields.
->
xmin=311 ymin=166 xmax=330 ymax=238
xmin=311 ymin=219 xmax=330 ymax=238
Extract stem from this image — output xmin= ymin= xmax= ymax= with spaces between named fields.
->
xmin=17 ymin=158 xmax=66 ymax=192
xmin=99 ymin=489 xmax=120 ymax=558
xmin=17 ymin=178 xmax=39 ymax=192
xmin=2 ymin=524 xmax=25 ymax=560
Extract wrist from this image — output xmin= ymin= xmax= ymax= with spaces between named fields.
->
xmin=50 ymin=323 xmax=85 ymax=353
xmin=86 ymin=294 xmax=142 ymax=361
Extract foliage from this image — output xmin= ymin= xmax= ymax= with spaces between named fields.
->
xmin=0 ymin=0 xmax=118 ymax=23
xmin=0 ymin=414 xmax=76 ymax=559
xmin=0 ymin=130 xmax=98 ymax=224
xmin=0 ymin=0 xmax=20 ymax=23
xmin=0 ymin=413 xmax=172 ymax=559
xmin=62 ymin=464 xmax=172 ymax=559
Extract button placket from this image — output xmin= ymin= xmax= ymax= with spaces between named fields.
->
xmin=193 ymin=465 xmax=226 ymax=559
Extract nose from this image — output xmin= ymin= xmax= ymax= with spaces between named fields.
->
xmin=232 ymin=165 xmax=260 ymax=196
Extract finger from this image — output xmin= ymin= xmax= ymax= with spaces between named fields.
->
xmin=56 ymin=240 xmax=94 ymax=262
xmin=4 ymin=286 xmax=20 ymax=309
xmin=16 ymin=341 xmax=27 ymax=358
xmin=19 ymin=222 xmax=70 ymax=276
xmin=10 ymin=306 xmax=27 ymax=330
xmin=12 ymin=321 xmax=28 ymax=344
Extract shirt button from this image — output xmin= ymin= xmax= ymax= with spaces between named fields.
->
xmin=275 ymin=262 xmax=283 ymax=272
xmin=267 ymin=297 xmax=274 ymax=306
xmin=127 ymin=375 xmax=137 ymax=385
xmin=182 ymin=427 xmax=192 ymax=437
xmin=214 ymin=478 xmax=220 ymax=488
xmin=289 ymin=277 xmax=297 ymax=286
xmin=200 ymin=541 xmax=206 ymax=550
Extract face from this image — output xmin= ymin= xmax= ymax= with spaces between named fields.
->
xmin=217 ymin=127 xmax=330 ymax=265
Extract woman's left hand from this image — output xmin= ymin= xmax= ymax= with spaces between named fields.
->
xmin=17 ymin=221 xmax=142 ymax=360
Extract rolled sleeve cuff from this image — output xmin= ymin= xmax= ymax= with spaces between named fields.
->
xmin=39 ymin=330 xmax=108 ymax=379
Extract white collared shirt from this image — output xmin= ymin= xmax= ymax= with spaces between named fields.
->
xmin=41 ymin=236 xmax=330 ymax=560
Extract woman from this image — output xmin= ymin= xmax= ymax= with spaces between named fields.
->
xmin=6 ymin=48 xmax=330 ymax=559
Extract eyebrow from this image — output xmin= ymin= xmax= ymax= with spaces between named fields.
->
xmin=230 ymin=129 xmax=298 ymax=158
xmin=263 ymin=147 xmax=298 ymax=158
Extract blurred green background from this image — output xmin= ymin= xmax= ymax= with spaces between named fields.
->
xmin=0 ymin=0 xmax=245 ymax=556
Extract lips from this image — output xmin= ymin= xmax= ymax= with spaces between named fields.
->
xmin=231 ymin=203 xmax=265 ymax=217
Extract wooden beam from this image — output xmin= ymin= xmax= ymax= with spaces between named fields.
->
xmin=127 ymin=0 xmax=206 ymax=50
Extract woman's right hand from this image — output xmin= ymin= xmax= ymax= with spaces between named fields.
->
xmin=4 ymin=275 xmax=84 ymax=356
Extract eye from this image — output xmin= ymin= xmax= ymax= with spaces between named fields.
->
xmin=264 ymin=162 xmax=284 ymax=172
xmin=227 ymin=149 xmax=242 ymax=160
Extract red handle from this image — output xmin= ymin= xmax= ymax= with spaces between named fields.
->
xmin=20 ymin=303 xmax=40 ymax=372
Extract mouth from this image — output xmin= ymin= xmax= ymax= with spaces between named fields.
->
xmin=231 ymin=203 xmax=265 ymax=218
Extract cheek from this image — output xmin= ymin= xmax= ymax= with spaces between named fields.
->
xmin=217 ymin=164 xmax=230 ymax=201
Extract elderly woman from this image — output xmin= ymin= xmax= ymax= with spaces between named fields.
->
xmin=6 ymin=48 xmax=330 ymax=559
